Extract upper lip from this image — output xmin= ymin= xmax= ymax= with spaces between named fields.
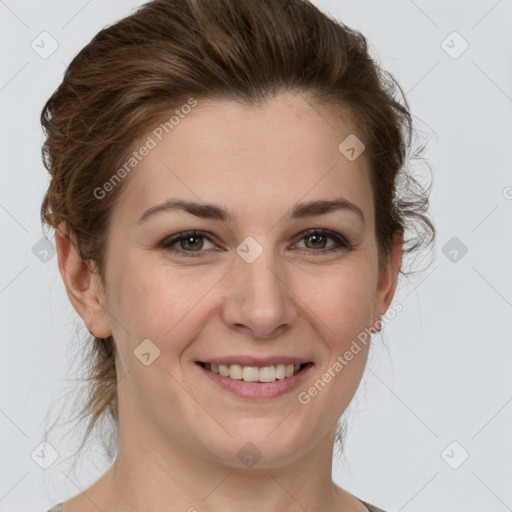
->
xmin=197 ymin=356 xmax=313 ymax=366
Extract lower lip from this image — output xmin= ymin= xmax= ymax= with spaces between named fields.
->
xmin=196 ymin=363 xmax=313 ymax=399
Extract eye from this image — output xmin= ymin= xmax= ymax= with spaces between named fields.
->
xmin=160 ymin=231 xmax=217 ymax=257
xmin=293 ymin=229 xmax=351 ymax=255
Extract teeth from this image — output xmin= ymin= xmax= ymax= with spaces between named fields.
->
xmin=259 ymin=366 xmax=276 ymax=382
xmin=243 ymin=366 xmax=259 ymax=382
xmin=229 ymin=364 xmax=243 ymax=379
xmin=275 ymin=364 xmax=286 ymax=379
xmin=204 ymin=362 xmax=304 ymax=382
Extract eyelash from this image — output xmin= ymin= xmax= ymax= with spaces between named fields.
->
xmin=159 ymin=229 xmax=352 ymax=258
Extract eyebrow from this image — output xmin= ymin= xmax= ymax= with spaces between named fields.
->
xmin=137 ymin=197 xmax=365 ymax=225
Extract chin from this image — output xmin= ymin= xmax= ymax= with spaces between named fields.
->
xmin=201 ymin=425 xmax=311 ymax=470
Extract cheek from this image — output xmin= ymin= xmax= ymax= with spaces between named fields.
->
xmin=298 ymin=265 xmax=377 ymax=342
xmin=106 ymin=259 xmax=221 ymax=350
xmin=289 ymin=269 xmax=377 ymax=439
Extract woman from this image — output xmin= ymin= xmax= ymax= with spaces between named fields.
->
xmin=41 ymin=0 xmax=434 ymax=510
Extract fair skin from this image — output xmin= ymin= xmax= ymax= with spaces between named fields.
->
xmin=56 ymin=92 xmax=402 ymax=512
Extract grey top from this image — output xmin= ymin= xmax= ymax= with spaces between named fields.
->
xmin=362 ymin=501 xmax=387 ymax=512
xmin=47 ymin=499 xmax=386 ymax=511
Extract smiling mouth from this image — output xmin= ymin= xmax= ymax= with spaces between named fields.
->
xmin=197 ymin=362 xmax=313 ymax=383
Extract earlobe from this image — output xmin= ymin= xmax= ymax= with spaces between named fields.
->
xmin=55 ymin=222 xmax=112 ymax=338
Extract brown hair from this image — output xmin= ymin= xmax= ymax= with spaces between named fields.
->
xmin=40 ymin=0 xmax=435 ymax=464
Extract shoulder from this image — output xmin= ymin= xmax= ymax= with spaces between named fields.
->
xmin=46 ymin=504 xmax=63 ymax=512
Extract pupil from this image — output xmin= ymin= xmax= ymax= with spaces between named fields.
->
xmin=182 ymin=236 xmax=203 ymax=251
xmin=307 ymin=234 xmax=325 ymax=249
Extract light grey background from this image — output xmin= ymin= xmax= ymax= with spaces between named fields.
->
xmin=1 ymin=1 xmax=511 ymax=511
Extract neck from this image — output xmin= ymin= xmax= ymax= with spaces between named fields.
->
xmin=105 ymin=428 xmax=342 ymax=511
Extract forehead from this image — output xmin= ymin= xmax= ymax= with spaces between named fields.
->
xmin=111 ymin=93 xmax=374 ymax=229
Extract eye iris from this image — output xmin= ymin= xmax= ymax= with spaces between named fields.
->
xmin=181 ymin=235 xmax=203 ymax=251
xmin=305 ymin=233 xmax=327 ymax=249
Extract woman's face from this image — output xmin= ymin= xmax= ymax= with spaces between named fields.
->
xmin=89 ymin=92 xmax=401 ymax=468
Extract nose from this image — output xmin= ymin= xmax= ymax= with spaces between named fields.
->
xmin=219 ymin=250 xmax=298 ymax=339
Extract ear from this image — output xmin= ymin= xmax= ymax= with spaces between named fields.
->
xmin=55 ymin=222 xmax=112 ymax=338
xmin=373 ymin=230 xmax=404 ymax=326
